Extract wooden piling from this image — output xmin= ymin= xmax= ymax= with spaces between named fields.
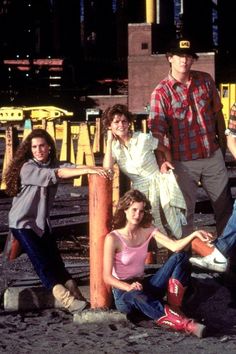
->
xmin=88 ymin=174 xmax=112 ymax=308
xmin=191 ymin=238 xmax=213 ymax=257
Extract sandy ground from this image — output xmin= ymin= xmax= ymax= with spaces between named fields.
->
xmin=1 ymin=252 xmax=236 ymax=354
xmin=1 ymin=183 xmax=236 ymax=353
xmin=1 ymin=263 xmax=236 ymax=354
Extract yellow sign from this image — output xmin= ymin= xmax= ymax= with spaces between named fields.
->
xmin=179 ymin=40 xmax=190 ymax=49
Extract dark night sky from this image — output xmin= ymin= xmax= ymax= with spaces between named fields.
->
xmin=0 ymin=0 xmax=235 ymax=106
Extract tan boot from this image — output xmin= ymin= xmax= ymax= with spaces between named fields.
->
xmin=64 ymin=279 xmax=87 ymax=302
xmin=52 ymin=284 xmax=87 ymax=313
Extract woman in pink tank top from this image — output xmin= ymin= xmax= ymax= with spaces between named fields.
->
xmin=103 ymin=190 xmax=213 ymax=338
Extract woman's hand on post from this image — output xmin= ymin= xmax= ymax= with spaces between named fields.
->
xmin=88 ymin=167 xmax=110 ymax=178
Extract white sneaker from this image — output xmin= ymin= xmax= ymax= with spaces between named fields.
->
xmin=189 ymin=254 xmax=228 ymax=273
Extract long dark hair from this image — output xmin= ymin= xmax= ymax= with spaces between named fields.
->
xmin=113 ymin=189 xmax=153 ymax=229
xmin=4 ymin=129 xmax=57 ymax=196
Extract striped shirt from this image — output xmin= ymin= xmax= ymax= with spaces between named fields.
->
xmin=111 ymin=132 xmax=186 ymax=237
xmin=111 ymin=131 xmax=164 ymax=231
xmin=148 ymin=70 xmax=223 ymax=161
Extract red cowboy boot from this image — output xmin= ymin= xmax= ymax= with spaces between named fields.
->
xmin=167 ymin=278 xmax=186 ymax=314
xmin=156 ymin=305 xmax=206 ymax=338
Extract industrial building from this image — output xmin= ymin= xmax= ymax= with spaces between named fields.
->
xmin=0 ymin=1 xmax=235 ymax=115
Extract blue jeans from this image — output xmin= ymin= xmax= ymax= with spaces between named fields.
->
xmin=11 ymin=228 xmax=71 ymax=290
xmin=214 ymin=200 xmax=236 ymax=257
xmin=112 ymin=252 xmax=191 ymax=321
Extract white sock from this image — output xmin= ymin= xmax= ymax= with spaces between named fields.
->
xmin=210 ymin=247 xmax=227 ymax=262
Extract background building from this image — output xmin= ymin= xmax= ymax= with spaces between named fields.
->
xmin=0 ymin=0 xmax=235 ymax=114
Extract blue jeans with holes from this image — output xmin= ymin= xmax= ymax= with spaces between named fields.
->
xmin=11 ymin=228 xmax=71 ymax=290
xmin=112 ymin=252 xmax=191 ymax=321
xmin=214 ymin=200 xmax=236 ymax=258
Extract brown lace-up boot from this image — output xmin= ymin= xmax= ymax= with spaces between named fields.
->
xmin=64 ymin=279 xmax=87 ymax=302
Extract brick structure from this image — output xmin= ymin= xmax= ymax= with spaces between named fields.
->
xmin=83 ymin=23 xmax=216 ymax=118
xmin=128 ymin=23 xmax=216 ymax=114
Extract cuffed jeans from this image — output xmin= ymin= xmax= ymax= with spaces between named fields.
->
xmin=214 ymin=200 xmax=236 ymax=258
xmin=112 ymin=252 xmax=191 ymax=321
xmin=11 ymin=228 xmax=71 ymax=290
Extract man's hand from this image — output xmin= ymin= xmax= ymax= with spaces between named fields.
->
xmin=155 ymin=144 xmax=173 ymax=173
xmin=160 ymin=161 xmax=174 ymax=173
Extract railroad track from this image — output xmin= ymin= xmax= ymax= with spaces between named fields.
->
xmin=0 ymin=189 xmax=90 ymax=252
xmin=0 ymin=161 xmax=236 ymax=255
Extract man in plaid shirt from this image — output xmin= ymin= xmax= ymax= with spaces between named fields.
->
xmin=148 ymin=38 xmax=233 ymax=238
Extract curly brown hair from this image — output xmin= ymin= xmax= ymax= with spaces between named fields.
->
xmin=4 ymin=128 xmax=57 ymax=197
xmin=101 ymin=104 xmax=133 ymax=133
xmin=112 ymin=189 xmax=153 ymax=229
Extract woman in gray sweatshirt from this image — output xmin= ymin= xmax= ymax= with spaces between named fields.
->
xmin=4 ymin=128 xmax=109 ymax=313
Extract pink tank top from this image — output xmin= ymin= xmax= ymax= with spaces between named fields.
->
xmin=112 ymin=230 xmax=155 ymax=280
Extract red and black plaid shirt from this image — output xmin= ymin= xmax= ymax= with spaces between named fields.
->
xmin=148 ymin=70 xmax=223 ymax=161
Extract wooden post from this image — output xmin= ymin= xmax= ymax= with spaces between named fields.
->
xmin=74 ymin=123 xmax=95 ymax=186
xmin=141 ymin=119 xmax=147 ymax=133
xmin=88 ymin=174 xmax=113 ymax=308
xmin=3 ymin=231 xmax=22 ymax=260
xmin=59 ymin=121 xmax=75 ymax=163
xmin=112 ymin=164 xmax=120 ymax=215
xmin=93 ymin=118 xmax=101 ymax=153
xmin=46 ymin=121 xmax=56 ymax=141
xmin=42 ymin=118 xmax=47 ymax=130
xmin=191 ymin=238 xmax=213 ymax=257
xmin=1 ymin=125 xmax=18 ymax=190
xmin=1 ymin=126 xmax=22 ymax=259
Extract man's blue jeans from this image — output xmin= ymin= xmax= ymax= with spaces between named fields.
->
xmin=214 ymin=200 xmax=236 ymax=257
xmin=11 ymin=228 xmax=71 ymax=290
xmin=112 ymin=252 xmax=191 ymax=321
